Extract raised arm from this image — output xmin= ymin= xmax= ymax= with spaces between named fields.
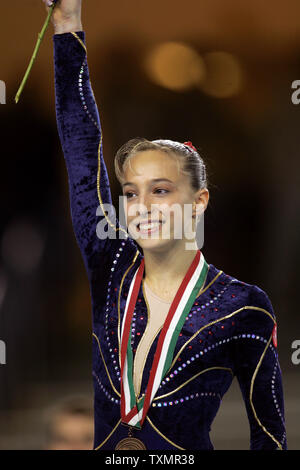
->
xmin=45 ymin=0 xmax=132 ymax=275
xmin=232 ymin=285 xmax=287 ymax=450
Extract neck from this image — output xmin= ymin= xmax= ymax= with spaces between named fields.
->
xmin=143 ymin=241 xmax=199 ymax=292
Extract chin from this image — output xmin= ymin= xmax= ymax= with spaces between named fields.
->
xmin=137 ymin=237 xmax=166 ymax=250
xmin=137 ymin=236 xmax=182 ymax=253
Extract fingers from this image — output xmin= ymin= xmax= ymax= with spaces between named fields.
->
xmin=42 ymin=0 xmax=51 ymax=8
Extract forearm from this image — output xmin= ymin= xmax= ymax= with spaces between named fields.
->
xmin=233 ymin=286 xmax=287 ymax=449
xmin=53 ymin=31 xmax=100 ymax=173
xmin=237 ymin=345 xmax=287 ymax=449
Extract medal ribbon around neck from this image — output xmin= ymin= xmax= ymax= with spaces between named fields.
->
xmin=120 ymin=249 xmax=209 ymax=428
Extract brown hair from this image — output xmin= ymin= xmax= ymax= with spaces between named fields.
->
xmin=114 ymin=138 xmax=208 ymax=191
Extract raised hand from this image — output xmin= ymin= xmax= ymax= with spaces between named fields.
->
xmin=42 ymin=0 xmax=83 ymax=34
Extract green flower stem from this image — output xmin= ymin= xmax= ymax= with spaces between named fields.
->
xmin=15 ymin=3 xmax=56 ymax=104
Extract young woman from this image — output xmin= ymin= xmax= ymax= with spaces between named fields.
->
xmin=44 ymin=0 xmax=287 ymax=450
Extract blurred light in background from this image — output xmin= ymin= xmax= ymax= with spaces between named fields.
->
xmin=44 ymin=394 xmax=94 ymax=450
xmin=199 ymin=51 xmax=243 ymax=98
xmin=143 ymin=44 xmax=243 ymax=98
xmin=1 ymin=218 xmax=45 ymax=275
xmin=144 ymin=41 xmax=206 ymax=91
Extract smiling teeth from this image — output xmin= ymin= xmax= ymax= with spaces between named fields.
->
xmin=139 ymin=222 xmax=161 ymax=230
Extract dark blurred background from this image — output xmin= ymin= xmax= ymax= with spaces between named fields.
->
xmin=0 ymin=0 xmax=299 ymax=449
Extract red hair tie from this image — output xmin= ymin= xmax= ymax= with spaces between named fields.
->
xmin=183 ymin=141 xmax=197 ymax=152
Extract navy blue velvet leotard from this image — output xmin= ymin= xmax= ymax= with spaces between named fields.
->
xmin=53 ymin=31 xmax=287 ymax=450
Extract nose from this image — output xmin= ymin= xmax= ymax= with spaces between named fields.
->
xmin=132 ymin=192 xmax=153 ymax=219
xmin=135 ymin=205 xmax=152 ymax=222
xmin=127 ymin=193 xmax=152 ymax=219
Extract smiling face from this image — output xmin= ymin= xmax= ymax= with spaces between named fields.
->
xmin=121 ymin=149 xmax=208 ymax=252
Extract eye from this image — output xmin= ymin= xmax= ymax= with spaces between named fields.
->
xmin=124 ymin=191 xmax=136 ymax=199
xmin=153 ymin=188 xmax=170 ymax=195
xmin=124 ymin=188 xmax=170 ymax=199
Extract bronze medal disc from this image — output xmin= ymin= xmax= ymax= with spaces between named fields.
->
xmin=115 ymin=437 xmax=147 ymax=450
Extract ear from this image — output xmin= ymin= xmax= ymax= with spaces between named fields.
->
xmin=192 ymin=188 xmax=209 ymax=219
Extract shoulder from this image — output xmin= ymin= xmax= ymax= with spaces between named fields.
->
xmin=208 ymin=262 xmax=277 ymax=326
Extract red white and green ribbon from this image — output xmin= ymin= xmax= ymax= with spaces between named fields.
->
xmin=120 ymin=249 xmax=209 ymax=428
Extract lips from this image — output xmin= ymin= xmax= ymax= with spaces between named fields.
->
xmin=136 ymin=220 xmax=165 ymax=231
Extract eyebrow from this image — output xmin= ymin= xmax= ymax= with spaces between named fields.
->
xmin=122 ymin=178 xmax=175 ymax=188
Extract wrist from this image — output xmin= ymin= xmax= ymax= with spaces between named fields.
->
xmin=53 ymin=19 xmax=83 ymax=34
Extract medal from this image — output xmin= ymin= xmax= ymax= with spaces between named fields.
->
xmin=120 ymin=249 xmax=208 ymax=429
xmin=115 ymin=437 xmax=147 ymax=450
xmin=115 ymin=425 xmax=147 ymax=450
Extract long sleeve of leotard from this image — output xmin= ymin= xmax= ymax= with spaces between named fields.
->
xmin=53 ymin=31 xmax=133 ymax=278
xmin=232 ymin=285 xmax=287 ymax=449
